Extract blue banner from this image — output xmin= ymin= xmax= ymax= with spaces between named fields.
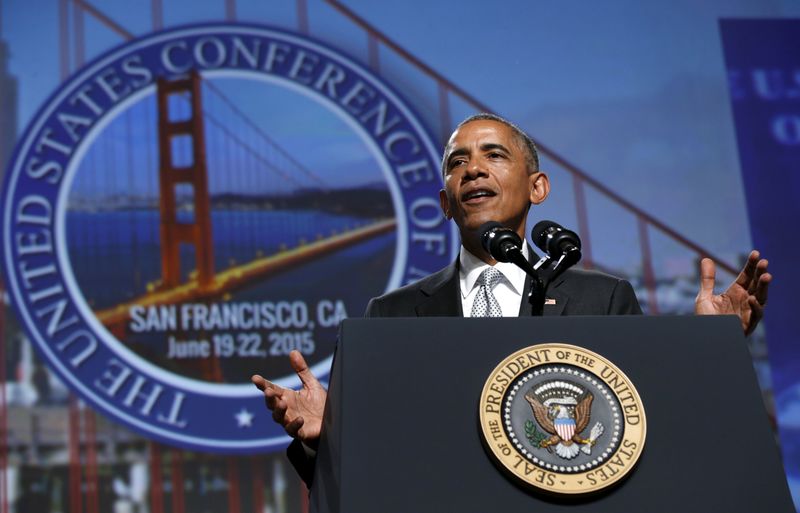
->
xmin=720 ymin=19 xmax=800 ymax=508
xmin=0 ymin=23 xmax=453 ymax=454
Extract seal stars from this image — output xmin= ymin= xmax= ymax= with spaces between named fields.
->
xmin=479 ymin=343 xmax=646 ymax=495
xmin=234 ymin=408 xmax=254 ymax=428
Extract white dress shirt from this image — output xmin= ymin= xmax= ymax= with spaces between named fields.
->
xmin=459 ymin=245 xmax=529 ymax=317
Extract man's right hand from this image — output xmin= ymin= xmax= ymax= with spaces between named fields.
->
xmin=251 ymin=350 xmax=327 ymax=448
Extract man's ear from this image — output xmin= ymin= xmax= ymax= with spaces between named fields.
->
xmin=529 ymin=172 xmax=550 ymax=205
xmin=439 ymin=189 xmax=451 ymax=219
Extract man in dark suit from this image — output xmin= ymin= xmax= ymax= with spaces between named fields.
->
xmin=252 ymin=113 xmax=770 ymax=485
xmin=363 ymin=252 xmax=642 ymax=318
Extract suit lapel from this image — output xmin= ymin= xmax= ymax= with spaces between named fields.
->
xmin=517 ymin=274 xmax=569 ymax=316
xmin=415 ymin=262 xmax=463 ymax=317
xmin=542 ymin=277 xmax=569 ymax=316
xmin=518 ymin=272 xmax=534 ymax=317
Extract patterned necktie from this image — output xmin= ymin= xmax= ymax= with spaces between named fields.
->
xmin=471 ymin=267 xmax=503 ymax=317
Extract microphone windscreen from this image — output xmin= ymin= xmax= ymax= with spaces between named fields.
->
xmin=531 ymin=220 xmax=559 ymax=250
xmin=479 ymin=221 xmax=504 ymax=253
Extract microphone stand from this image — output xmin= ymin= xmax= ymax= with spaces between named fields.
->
xmin=524 ymin=247 xmax=581 ymax=316
xmin=527 ymin=274 xmax=546 ymax=316
xmin=500 ymin=245 xmax=547 ymax=316
xmin=479 ymin=221 xmax=581 ymax=316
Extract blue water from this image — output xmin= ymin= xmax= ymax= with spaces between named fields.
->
xmin=66 ymin=209 xmax=390 ymax=308
xmin=65 ymin=209 xmax=397 ymax=383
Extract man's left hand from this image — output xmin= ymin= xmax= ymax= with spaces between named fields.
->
xmin=695 ymin=250 xmax=771 ymax=335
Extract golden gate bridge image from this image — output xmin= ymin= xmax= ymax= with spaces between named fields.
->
xmin=73 ymin=71 xmax=396 ymax=337
xmin=65 ymin=68 xmax=400 ymax=385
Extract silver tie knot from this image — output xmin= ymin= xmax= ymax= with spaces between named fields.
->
xmin=471 ymin=267 xmax=503 ymax=317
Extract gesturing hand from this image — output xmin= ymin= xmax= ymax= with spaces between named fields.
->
xmin=695 ymin=250 xmax=771 ymax=336
xmin=251 ymin=350 xmax=327 ymax=448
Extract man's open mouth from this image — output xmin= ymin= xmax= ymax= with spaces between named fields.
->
xmin=462 ymin=189 xmax=497 ymax=202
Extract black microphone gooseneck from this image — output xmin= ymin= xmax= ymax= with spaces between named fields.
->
xmin=479 ymin=222 xmax=536 ymax=275
xmin=479 ymin=222 xmax=546 ymax=315
xmin=477 ymin=220 xmax=583 ymax=316
xmin=531 ymin=220 xmax=582 ymax=279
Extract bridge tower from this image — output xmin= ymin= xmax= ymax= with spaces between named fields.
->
xmin=156 ymin=71 xmax=215 ymax=291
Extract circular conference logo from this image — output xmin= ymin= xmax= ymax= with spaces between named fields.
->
xmin=479 ymin=343 xmax=646 ymax=495
xmin=1 ymin=23 xmax=455 ymax=452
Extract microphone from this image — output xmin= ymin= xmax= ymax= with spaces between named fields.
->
xmin=480 ymin=221 xmax=524 ymax=263
xmin=480 ymin=221 xmax=545 ymax=316
xmin=479 ymin=221 xmax=539 ymax=279
xmin=531 ymin=220 xmax=582 ymax=269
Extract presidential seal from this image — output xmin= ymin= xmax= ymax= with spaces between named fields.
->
xmin=479 ymin=343 xmax=646 ymax=495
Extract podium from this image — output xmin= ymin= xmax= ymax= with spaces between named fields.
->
xmin=310 ymin=316 xmax=794 ymax=512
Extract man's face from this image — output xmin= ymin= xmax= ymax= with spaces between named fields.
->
xmin=439 ymin=120 xmax=548 ymax=241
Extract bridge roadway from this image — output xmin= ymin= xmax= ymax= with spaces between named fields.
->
xmin=95 ymin=218 xmax=397 ymax=334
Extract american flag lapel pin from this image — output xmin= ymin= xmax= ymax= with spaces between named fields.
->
xmin=544 ymin=298 xmax=556 ymax=305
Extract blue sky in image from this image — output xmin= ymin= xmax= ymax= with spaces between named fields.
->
xmin=67 ymin=75 xmax=384 ymax=199
xmin=206 ymin=77 xmax=383 ymax=190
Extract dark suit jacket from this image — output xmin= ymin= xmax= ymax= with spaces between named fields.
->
xmin=288 ymin=258 xmax=642 ymax=486
xmin=365 ymin=259 xmax=642 ymax=317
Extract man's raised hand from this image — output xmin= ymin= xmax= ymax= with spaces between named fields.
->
xmin=695 ymin=250 xmax=771 ymax=335
xmin=251 ymin=350 xmax=327 ymax=447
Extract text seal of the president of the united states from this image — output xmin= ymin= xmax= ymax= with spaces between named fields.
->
xmin=479 ymin=343 xmax=646 ymax=495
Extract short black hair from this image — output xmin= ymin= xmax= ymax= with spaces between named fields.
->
xmin=441 ymin=113 xmax=540 ymax=176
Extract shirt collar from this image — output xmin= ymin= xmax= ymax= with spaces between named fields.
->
xmin=459 ymin=244 xmax=529 ymax=299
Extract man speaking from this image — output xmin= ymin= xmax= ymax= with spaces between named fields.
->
xmin=251 ymin=113 xmax=771 ymax=484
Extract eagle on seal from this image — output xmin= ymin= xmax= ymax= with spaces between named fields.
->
xmin=524 ymin=381 xmax=604 ymax=459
